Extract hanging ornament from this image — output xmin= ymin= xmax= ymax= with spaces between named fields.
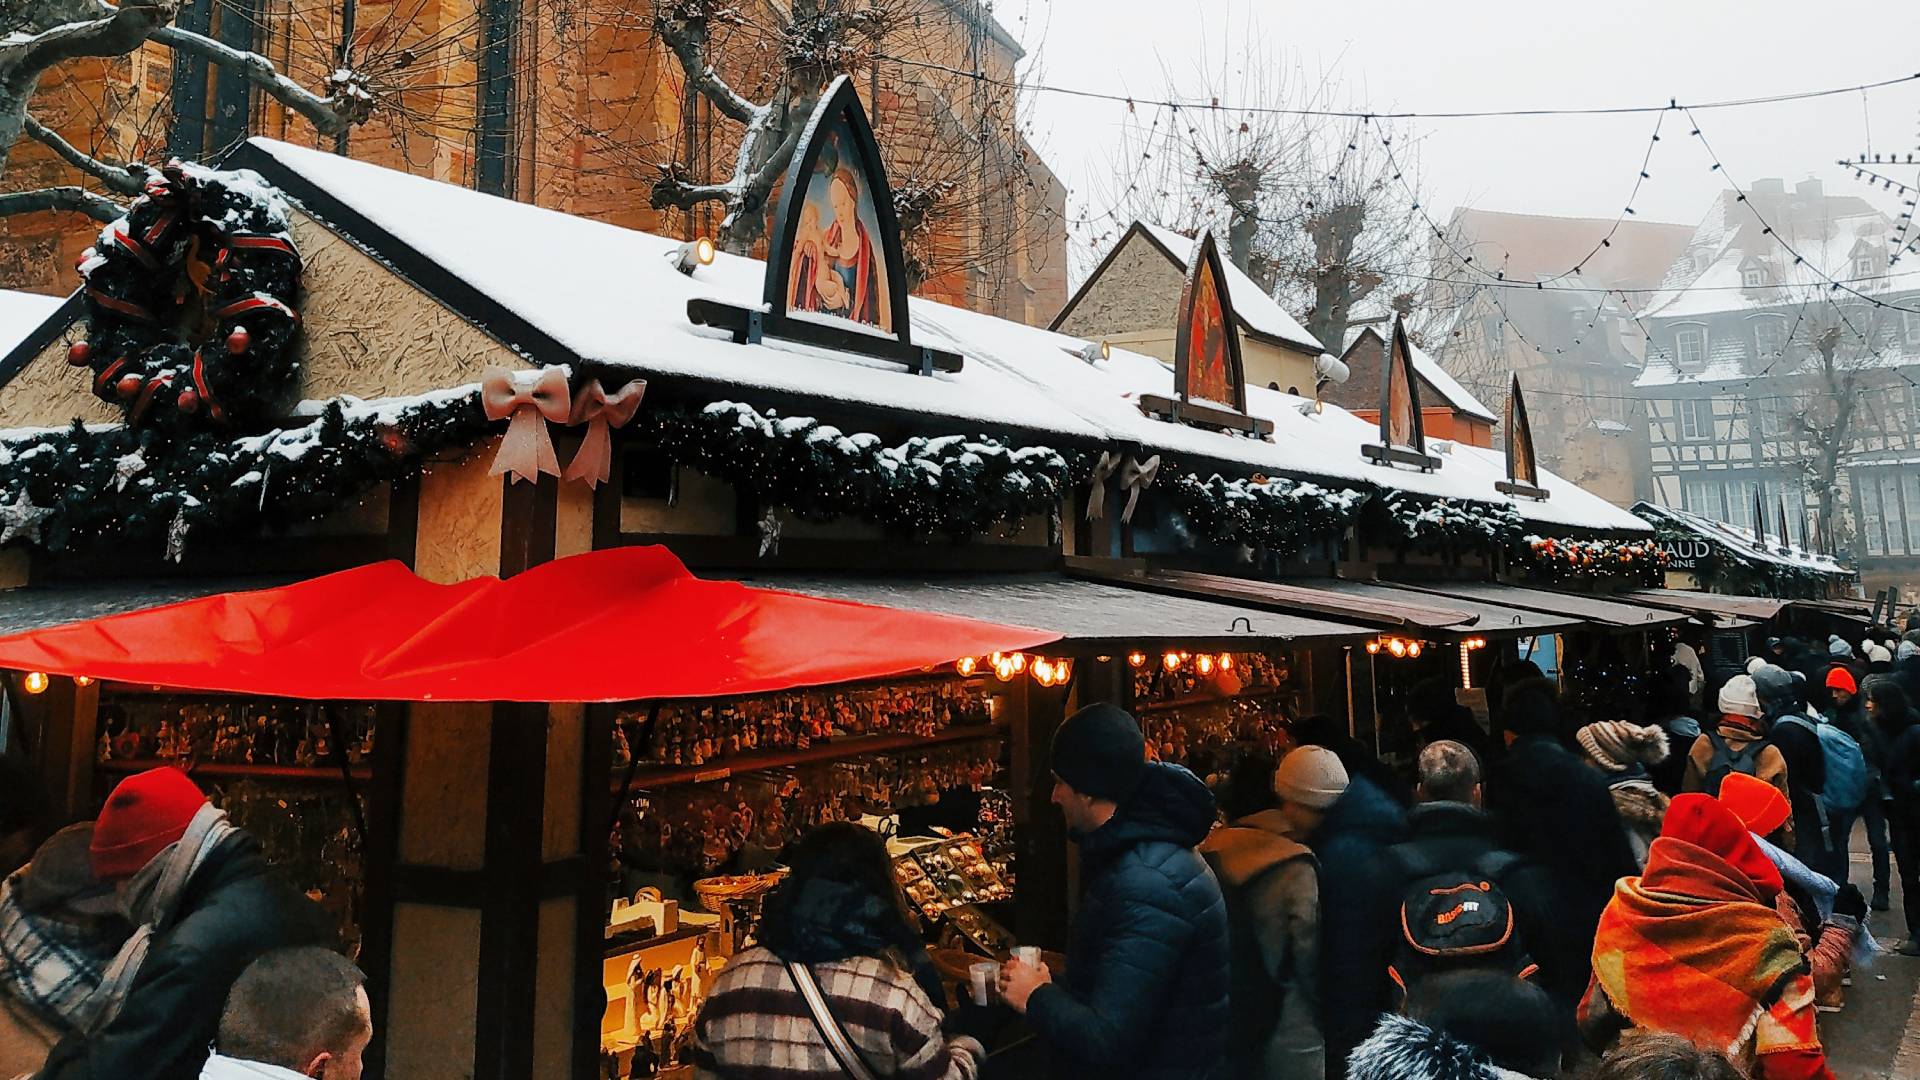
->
xmin=227 ymin=325 xmax=250 ymax=354
xmin=0 ymin=493 xmax=52 ymax=546
xmin=758 ymin=506 xmax=782 ymax=559
xmin=113 ymin=450 xmax=147 ymax=492
xmin=165 ymin=506 xmax=189 ymax=563
xmin=66 ymin=341 xmax=92 ymax=366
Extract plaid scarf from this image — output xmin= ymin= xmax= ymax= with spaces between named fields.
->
xmin=1590 ymin=836 xmax=1808 ymax=1058
xmin=0 ymin=873 xmax=121 ymax=1034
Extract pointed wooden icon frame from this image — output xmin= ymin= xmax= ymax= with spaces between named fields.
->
xmin=687 ymin=75 xmax=962 ymax=374
xmin=1495 ymin=372 xmax=1548 ymax=499
xmin=1137 ymin=229 xmax=1274 ymax=436
xmin=1361 ymin=317 xmax=1439 ymax=470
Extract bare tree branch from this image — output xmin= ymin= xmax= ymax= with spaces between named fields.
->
xmin=151 ymin=26 xmax=349 ymax=135
xmin=25 ymin=114 xmax=144 ymax=193
xmin=0 ymin=184 xmax=121 ymax=220
xmin=0 ymin=0 xmax=177 ymax=173
xmin=651 ymin=3 xmax=758 ymax=124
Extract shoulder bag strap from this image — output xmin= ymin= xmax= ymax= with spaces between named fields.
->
xmin=786 ymin=960 xmax=884 ymax=1080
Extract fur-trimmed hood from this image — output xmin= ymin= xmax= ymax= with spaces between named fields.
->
xmin=1609 ymin=777 xmax=1671 ymax=833
xmin=1346 ymin=1015 xmax=1546 ymax=1080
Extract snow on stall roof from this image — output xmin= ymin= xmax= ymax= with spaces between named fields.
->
xmin=0 ymin=289 xmax=64 ymax=355
xmin=1632 ymin=501 xmax=1848 ymax=574
xmin=245 ymin=138 xmax=1645 ymax=535
xmin=1135 ymin=222 xmax=1326 ymax=355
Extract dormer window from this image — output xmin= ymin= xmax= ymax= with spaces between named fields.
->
xmin=1743 ymin=268 xmax=1767 ymax=288
xmin=1675 ymin=325 xmax=1708 ymax=369
xmin=1855 ymin=254 xmax=1879 ymax=279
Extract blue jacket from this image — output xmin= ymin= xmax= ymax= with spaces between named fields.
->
xmin=1305 ymin=776 xmax=1407 ymax=1079
xmin=1028 ymin=762 xmax=1229 ymax=1079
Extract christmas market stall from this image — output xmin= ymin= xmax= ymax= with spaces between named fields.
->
xmin=0 ymin=76 xmax=1678 ymax=1080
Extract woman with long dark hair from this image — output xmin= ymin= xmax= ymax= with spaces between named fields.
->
xmin=1871 ymin=681 xmax=1920 ymax=954
xmin=691 ymin=821 xmax=986 ymax=1079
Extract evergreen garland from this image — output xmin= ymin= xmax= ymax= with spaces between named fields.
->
xmin=637 ymin=401 xmax=1086 ymax=539
xmin=0 ymin=391 xmax=491 ymax=555
xmin=1510 ymin=534 xmax=1669 ymax=586
xmin=1368 ymin=490 xmax=1525 ymax=550
xmin=1651 ymin=524 xmax=1841 ymax=598
xmin=1164 ymin=472 xmax=1369 ymax=557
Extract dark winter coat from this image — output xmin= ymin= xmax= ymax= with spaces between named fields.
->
xmin=1305 ymin=776 xmax=1407 ymax=1080
xmin=1767 ymin=711 xmax=1829 ymax=863
xmin=35 ymin=834 xmax=330 ymax=1080
xmin=1347 ymin=1014 xmax=1549 ymax=1080
xmin=1485 ymin=734 xmax=1638 ymax=990
xmin=1027 ymin=762 xmax=1229 ymax=1080
xmin=1200 ymin=809 xmax=1321 ymax=1080
xmin=1383 ymin=803 xmax=1574 ymax=1008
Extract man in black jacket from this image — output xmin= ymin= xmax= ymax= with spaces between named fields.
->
xmin=1752 ymin=663 xmax=1832 ymax=877
xmin=35 ymin=767 xmax=330 ymax=1080
xmin=998 ymin=704 xmax=1229 ymax=1079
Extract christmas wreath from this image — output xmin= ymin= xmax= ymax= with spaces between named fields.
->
xmin=73 ymin=161 xmax=302 ymax=429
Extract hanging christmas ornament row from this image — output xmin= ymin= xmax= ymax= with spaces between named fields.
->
xmin=74 ymin=161 xmax=304 ymax=430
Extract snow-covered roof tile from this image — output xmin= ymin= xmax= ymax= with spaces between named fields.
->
xmin=1633 ymin=501 xmax=1849 ymax=575
xmin=0 ymin=289 xmax=64 ymax=356
xmin=239 ymin=138 xmax=1646 ymax=535
xmin=1135 ymin=221 xmax=1326 ymax=355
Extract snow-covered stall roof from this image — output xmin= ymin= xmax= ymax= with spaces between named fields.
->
xmin=1632 ymin=501 xmax=1850 ymax=576
xmin=0 ymin=290 xmax=64 ymax=355
xmin=234 ymin=138 xmax=1646 ymax=535
xmin=1134 ymin=221 xmax=1327 ymax=356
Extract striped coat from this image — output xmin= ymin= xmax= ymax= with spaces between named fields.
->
xmin=691 ymin=947 xmax=983 ymax=1080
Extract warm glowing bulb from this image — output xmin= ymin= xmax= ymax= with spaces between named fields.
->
xmin=1219 ymin=653 xmax=1234 ymax=671
xmin=694 ymin=236 xmax=715 ymax=265
xmin=1195 ymin=654 xmax=1216 ymax=676
xmin=1460 ymin=649 xmax=1474 ymax=690
xmin=1366 ymin=641 xmax=1381 ymax=654
xmin=21 ymin=671 xmax=48 ymax=694
xmin=1053 ymin=658 xmax=1072 ymax=684
xmin=1407 ymin=641 xmax=1423 ymax=658
xmin=1128 ymin=651 xmax=1147 ymax=668
xmin=1010 ymin=652 xmax=1028 ymax=674
xmin=74 ymin=675 xmax=93 ymax=687
xmin=1387 ymin=639 xmax=1407 ymax=658
xmin=1163 ymin=651 xmax=1182 ymax=671
xmin=956 ymin=656 xmax=978 ymax=676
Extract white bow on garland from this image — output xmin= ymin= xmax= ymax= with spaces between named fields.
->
xmin=562 ymin=378 xmax=648 ymax=488
xmin=1084 ymin=450 xmax=1120 ymax=521
xmin=1119 ymin=454 xmax=1160 ymax=524
xmin=481 ymin=366 xmax=570 ymax=483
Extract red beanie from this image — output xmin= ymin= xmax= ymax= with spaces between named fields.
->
xmin=91 ymin=767 xmax=207 ymax=881
xmin=1662 ymin=793 xmax=1783 ymax=898
xmin=1718 ymin=772 xmax=1791 ymax=838
xmin=1827 ymin=666 xmax=1857 ymax=694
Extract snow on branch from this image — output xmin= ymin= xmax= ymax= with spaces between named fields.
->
xmin=151 ymin=26 xmax=349 ymax=135
xmin=0 ymin=184 xmax=122 ymax=221
xmin=25 ymin=114 xmax=145 ymax=194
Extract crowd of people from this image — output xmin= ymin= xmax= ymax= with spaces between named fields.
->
xmin=3 ymin=622 xmax=1918 ymax=1080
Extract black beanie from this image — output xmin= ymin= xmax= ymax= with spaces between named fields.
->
xmin=1050 ymin=703 xmax=1147 ymax=802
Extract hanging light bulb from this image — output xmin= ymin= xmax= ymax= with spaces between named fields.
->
xmin=21 ymin=671 xmax=48 ymax=694
xmin=1031 ymin=658 xmax=1054 ymax=685
xmin=1219 ymin=653 xmax=1234 ymax=671
xmin=74 ymin=675 xmax=94 ymax=687
xmin=1128 ymin=651 xmax=1147 ymax=669
xmin=1387 ymin=638 xmax=1407 ymax=658
xmin=1195 ymin=654 xmax=1216 ymax=676
xmin=1365 ymin=640 xmax=1381 ymax=655
xmin=956 ymin=656 xmax=978 ymax=676
xmin=1407 ymin=641 xmax=1424 ymax=658
xmin=1010 ymin=652 xmax=1028 ymax=674
xmin=1052 ymin=658 xmax=1073 ymax=685
xmin=1163 ymin=651 xmax=1183 ymax=671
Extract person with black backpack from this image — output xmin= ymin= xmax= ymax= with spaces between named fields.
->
xmin=1383 ymin=742 xmax=1569 ymax=1020
xmin=1682 ymin=673 xmax=1789 ymax=816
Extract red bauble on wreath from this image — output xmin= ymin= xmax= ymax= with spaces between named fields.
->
xmin=75 ymin=160 xmax=302 ymax=429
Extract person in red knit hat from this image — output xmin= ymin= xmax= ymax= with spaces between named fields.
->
xmin=32 ymin=767 xmax=330 ymax=1080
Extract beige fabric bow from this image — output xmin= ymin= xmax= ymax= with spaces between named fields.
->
xmin=562 ymin=378 xmax=648 ymax=487
xmin=1119 ymin=454 xmax=1161 ymax=524
xmin=1084 ymin=450 xmax=1121 ymax=521
xmin=482 ymin=366 xmax=571 ymax=484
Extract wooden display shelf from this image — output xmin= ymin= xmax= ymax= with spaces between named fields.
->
xmin=605 ymin=922 xmax=713 ymax=957
xmin=94 ymin=759 xmax=372 ymax=783
xmin=1133 ymin=684 xmax=1291 ymax=717
xmin=614 ymin=722 xmax=1009 ymax=792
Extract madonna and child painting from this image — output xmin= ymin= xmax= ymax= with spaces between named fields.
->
xmin=785 ymin=116 xmax=893 ymax=333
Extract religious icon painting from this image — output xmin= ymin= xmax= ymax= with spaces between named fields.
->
xmin=685 ymin=75 xmax=960 ymax=373
xmin=1361 ymin=317 xmax=1440 ymax=470
xmin=1496 ymin=372 xmax=1548 ymax=499
xmin=1138 ymin=229 xmax=1271 ymax=436
xmin=785 ymin=112 xmax=892 ymax=334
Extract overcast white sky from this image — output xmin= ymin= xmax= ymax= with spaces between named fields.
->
xmin=1004 ymin=0 xmax=1920 ymax=261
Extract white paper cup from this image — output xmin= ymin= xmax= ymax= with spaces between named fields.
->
xmin=1014 ymin=946 xmax=1042 ymax=968
xmin=969 ymin=962 xmax=999 ymax=1006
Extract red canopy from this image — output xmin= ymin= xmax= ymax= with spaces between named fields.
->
xmin=0 ymin=547 xmax=1057 ymax=702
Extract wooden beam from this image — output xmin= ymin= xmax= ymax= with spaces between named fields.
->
xmin=686 ymin=298 xmax=964 ymax=374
